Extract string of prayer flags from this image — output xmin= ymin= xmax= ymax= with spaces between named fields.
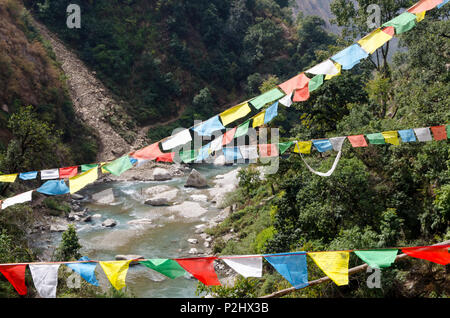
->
xmin=219 ymin=102 xmax=251 ymax=126
xmin=59 ymin=166 xmax=78 ymax=179
xmin=29 ymin=264 xmax=60 ymax=298
xmin=312 ymin=139 xmax=333 ymax=152
xmin=66 ymin=257 xmax=99 ymax=286
xmin=40 ymin=169 xmax=59 ymax=180
xmin=331 ymin=44 xmax=369 ymax=70
xmin=0 ymin=265 xmax=27 ymax=295
xmin=252 ymin=111 xmax=266 ymax=128
xmin=398 ymin=129 xmax=417 ymax=142
xmin=99 ymin=260 xmax=132 ymax=290
xmin=279 ymin=92 xmax=293 ymax=107
xmin=382 ymin=11 xmax=417 ymax=34
xmin=259 ymin=144 xmax=279 ymax=158
xmin=367 ymin=132 xmax=386 ymax=145
xmin=308 ymin=251 xmax=350 ymax=286
xmin=347 ymin=135 xmax=368 ymax=147
xmin=19 ymin=171 xmax=38 ymax=181
xmin=264 ymin=102 xmax=278 ymax=124
xmin=306 ymin=59 xmax=340 ymax=76
xmin=103 ymin=155 xmax=133 ymax=176
xmin=300 ymin=147 xmax=343 ymax=177
xmin=325 ymin=62 xmax=341 ymax=80
xmin=140 ymin=259 xmax=187 ymax=279
xmin=37 ymin=180 xmax=70 ymax=196
xmin=175 ymin=257 xmax=221 ymax=286
xmin=430 ymin=125 xmax=447 ymax=140
xmin=221 ymin=255 xmax=263 ymax=278
xmin=235 ymin=120 xmax=250 ymax=138
xmin=414 ymin=127 xmax=433 ymax=142
xmin=161 ymin=129 xmax=192 ymax=151
xmin=278 ymin=73 xmax=310 ymax=96
xmin=81 ymin=164 xmax=98 ymax=172
xmin=294 ymin=141 xmax=312 ymax=154
xmin=193 ymin=116 xmax=225 ymax=136
xmin=354 ymin=249 xmax=398 ymax=269
xmin=0 ymin=173 xmax=18 ymax=183
xmin=264 ymin=252 xmax=309 ymax=289
xmin=408 ymin=0 xmax=444 ymax=13
xmin=329 ymin=136 xmax=347 ymax=152
xmin=1 ymin=190 xmax=33 ymax=210
xmin=308 ymin=75 xmax=324 ymax=92
xmin=402 ymin=245 xmax=450 ymax=265
xmin=239 ymin=145 xmax=259 ymax=160
xmin=69 ymin=167 xmax=98 ymax=194
xmin=250 ymin=88 xmax=285 ymax=110
xmin=357 ymin=28 xmax=393 ymax=54
xmin=381 ymin=131 xmax=400 ymax=145
xmin=222 ymin=127 xmax=237 ymax=146
xmin=278 ymin=141 xmax=294 ymax=155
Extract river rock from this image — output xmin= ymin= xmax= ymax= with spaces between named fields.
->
xmin=190 ymin=194 xmax=208 ymax=202
xmin=115 ymin=254 xmax=144 ymax=265
xmin=167 ymin=201 xmax=208 ymax=218
xmin=187 ymin=238 xmax=198 ymax=244
xmin=145 ymin=197 xmax=170 ymax=206
xmin=213 ymin=154 xmax=226 ymax=166
xmin=82 ymin=215 xmax=92 ymax=222
xmin=127 ymin=218 xmax=153 ymax=225
xmin=152 ymin=167 xmax=172 ymax=181
xmin=92 ymin=214 xmax=102 ymax=218
xmin=92 ymin=188 xmax=115 ymax=204
xmin=50 ymin=224 xmax=68 ymax=232
xmin=188 ymin=248 xmax=199 ymax=255
xmin=184 ymin=169 xmax=208 ymax=188
xmin=71 ymin=193 xmax=84 ymax=200
xmin=102 ymin=219 xmax=117 ymax=227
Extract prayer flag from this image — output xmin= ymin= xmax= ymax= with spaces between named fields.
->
xmin=306 ymin=59 xmax=340 ymax=76
xmin=382 ymin=131 xmax=400 ymax=145
xmin=140 ymin=259 xmax=186 ymax=279
xmin=220 ymin=102 xmax=251 ymax=126
xmin=40 ymin=169 xmax=59 ymax=180
xmin=252 ymin=111 xmax=266 ymax=128
xmin=398 ymin=129 xmax=417 ymax=142
xmin=312 ymin=139 xmax=333 ymax=152
xmin=430 ymin=125 xmax=447 ymax=140
xmin=66 ymin=257 xmax=99 ymax=286
xmin=408 ymin=0 xmax=444 ymax=13
xmin=19 ymin=171 xmax=38 ymax=180
xmin=223 ymin=147 xmax=243 ymax=162
xmin=175 ymin=257 xmax=221 ymax=286
xmin=221 ymin=255 xmax=263 ymax=278
xmin=81 ymin=164 xmax=98 ymax=172
xmin=308 ymin=75 xmax=324 ymax=92
xmin=235 ymin=120 xmax=250 ymax=138
xmin=250 ymin=88 xmax=285 ymax=110
xmin=354 ymin=249 xmax=398 ymax=268
xmin=279 ymin=92 xmax=293 ymax=107
xmin=130 ymin=142 xmax=164 ymax=160
xmin=156 ymin=152 xmax=175 ymax=163
xmin=414 ymin=127 xmax=433 ymax=142
xmin=357 ymin=28 xmax=393 ymax=54
xmin=1 ymin=190 xmax=33 ymax=210
xmin=382 ymin=12 xmax=417 ymax=34
xmin=402 ymin=245 xmax=450 ymax=265
xmin=329 ymin=136 xmax=347 ymax=152
xmin=293 ymin=85 xmax=310 ymax=102
xmin=382 ymin=26 xmax=395 ymax=36
xmin=161 ymin=129 xmax=192 ymax=151
xmin=308 ymin=251 xmax=350 ymax=286
xmin=325 ymin=62 xmax=342 ymax=80
xmin=366 ymin=132 xmax=386 ymax=145
xmin=69 ymin=167 xmax=98 ymax=194
xmin=193 ymin=116 xmax=225 ymax=136
xmin=446 ymin=125 xmax=450 ymax=137
xmin=99 ymin=260 xmax=132 ymax=290
xmin=278 ymin=141 xmax=294 ymax=154
xmin=103 ymin=156 xmax=133 ymax=176
xmin=331 ymin=44 xmax=369 ymax=70
xmin=101 ymin=162 xmax=109 ymax=174
xmin=416 ymin=11 xmax=426 ymax=22
xmin=438 ymin=0 xmax=449 ymax=8
xmin=29 ymin=264 xmax=60 ymax=298
xmin=37 ymin=180 xmax=70 ymax=196
xmin=222 ymin=127 xmax=237 ymax=146
xmin=294 ymin=141 xmax=312 ymax=154
xmin=196 ymin=144 xmax=212 ymax=162
xmin=264 ymin=252 xmax=308 ymax=289
xmin=278 ymin=73 xmax=310 ymax=94
xmin=179 ymin=149 xmax=198 ymax=163
xmin=210 ymin=135 xmax=224 ymax=153
xmin=239 ymin=145 xmax=259 ymax=160
xmin=259 ymin=144 xmax=279 ymax=158
xmin=347 ymin=135 xmax=368 ymax=147
xmin=264 ymin=102 xmax=278 ymax=124
xmin=0 ymin=173 xmax=18 ymax=183
xmin=59 ymin=166 xmax=78 ymax=179
xmin=0 ymin=265 xmax=27 ymax=295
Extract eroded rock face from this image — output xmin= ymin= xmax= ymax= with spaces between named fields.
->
xmin=184 ymin=169 xmax=208 ymax=188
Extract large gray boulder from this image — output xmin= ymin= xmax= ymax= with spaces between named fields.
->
xmin=184 ymin=169 xmax=208 ymax=188
xmin=145 ymin=197 xmax=170 ymax=206
xmin=92 ymin=188 xmax=115 ymax=204
xmin=152 ymin=168 xmax=172 ymax=181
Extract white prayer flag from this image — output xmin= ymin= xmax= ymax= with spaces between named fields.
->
xmin=1 ymin=190 xmax=33 ymax=210
xmin=329 ymin=136 xmax=347 ymax=152
xmin=306 ymin=59 xmax=340 ymax=75
xmin=239 ymin=145 xmax=259 ymax=160
xmin=210 ymin=135 xmax=224 ymax=152
xmin=40 ymin=169 xmax=60 ymax=180
xmin=161 ymin=129 xmax=192 ymax=151
xmin=279 ymin=92 xmax=293 ymax=107
xmin=221 ymin=256 xmax=263 ymax=278
xmin=413 ymin=127 xmax=432 ymax=142
xmin=29 ymin=264 xmax=60 ymax=298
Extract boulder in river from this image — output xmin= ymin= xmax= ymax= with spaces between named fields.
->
xmin=184 ymin=169 xmax=208 ymax=188
xmin=71 ymin=193 xmax=84 ymax=200
xmin=92 ymin=188 xmax=115 ymax=204
xmin=102 ymin=219 xmax=117 ymax=227
xmin=145 ymin=197 xmax=170 ymax=206
xmin=152 ymin=168 xmax=172 ymax=181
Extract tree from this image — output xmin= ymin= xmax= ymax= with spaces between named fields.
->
xmin=54 ymin=224 xmax=82 ymax=261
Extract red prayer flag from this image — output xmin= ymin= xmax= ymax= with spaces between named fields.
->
xmin=292 ymin=86 xmax=310 ymax=102
xmin=0 ymin=265 xmax=27 ymax=295
xmin=382 ymin=26 xmax=395 ymax=37
xmin=347 ymin=135 xmax=368 ymax=147
xmin=130 ymin=142 xmax=164 ymax=160
xmin=156 ymin=152 xmax=175 ymax=163
xmin=59 ymin=166 xmax=78 ymax=179
xmin=222 ymin=127 xmax=237 ymax=146
xmin=175 ymin=257 xmax=221 ymax=286
xmin=407 ymin=0 xmax=443 ymax=13
xmin=402 ymin=245 xmax=450 ymax=265
xmin=278 ymin=73 xmax=310 ymax=94
xmin=258 ymin=144 xmax=279 ymax=157
xmin=430 ymin=125 xmax=447 ymax=141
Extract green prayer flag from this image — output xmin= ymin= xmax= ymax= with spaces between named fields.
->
xmin=103 ymin=156 xmax=133 ymax=176
xmin=235 ymin=120 xmax=250 ymax=138
xmin=81 ymin=164 xmax=98 ymax=172
xmin=446 ymin=125 xmax=450 ymax=138
xmin=179 ymin=149 xmax=198 ymax=163
xmin=308 ymin=74 xmax=324 ymax=92
xmin=354 ymin=249 xmax=398 ymax=268
xmin=382 ymin=12 xmax=417 ymax=34
xmin=139 ymin=259 xmax=186 ymax=279
xmin=278 ymin=141 xmax=294 ymax=154
xmin=250 ymin=88 xmax=285 ymax=110
xmin=366 ymin=132 xmax=386 ymax=145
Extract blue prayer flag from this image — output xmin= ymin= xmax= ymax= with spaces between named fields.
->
xmin=66 ymin=257 xmax=99 ymax=286
xmin=264 ymin=102 xmax=278 ymax=124
xmin=438 ymin=0 xmax=449 ymax=8
xmin=398 ymin=129 xmax=416 ymax=142
xmin=331 ymin=44 xmax=369 ymax=70
xmin=19 ymin=171 xmax=38 ymax=180
xmin=196 ymin=144 xmax=211 ymax=162
xmin=37 ymin=180 xmax=70 ymax=195
xmin=223 ymin=147 xmax=243 ymax=162
xmin=264 ymin=252 xmax=308 ymax=289
xmin=129 ymin=158 xmax=138 ymax=165
xmin=312 ymin=139 xmax=333 ymax=152
xmin=192 ymin=116 xmax=225 ymax=136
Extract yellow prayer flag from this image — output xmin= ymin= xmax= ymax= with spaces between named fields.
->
xmin=252 ymin=111 xmax=266 ymax=128
xmin=381 ymin=131 xmax=400 ymax=145
xmin=69 ymin=167 xmax=98 ymax=194
xmin=100 ymin=162 xmax=110 ymax=174
xmin=293 ymin=141 xmax=312 ymax=154
xmin=0 ymin=174 xmax=18 ymax=183
xmin=220 ymin=102 xmax=252 ymax=126
xmin=99 ymin=260 xmax=132 ymax=290
xmin=416 ymin=11 xmax=426 ymax=22
xmin=357 ymin=28 xmax=393 ymax=54
xmin=308 ymin=251 xmax=349 ymax=286
xmin=324 ymin=62 xmax=341 ymax=80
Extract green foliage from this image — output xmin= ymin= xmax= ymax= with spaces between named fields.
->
xmin=196 ymin=276 xmax=260 ymax=298
xmin=54 ymin=224 xmax=82 ymax=261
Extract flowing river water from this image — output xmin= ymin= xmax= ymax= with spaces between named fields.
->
xmin=46 ymin=164 xmax=242 ymax=298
